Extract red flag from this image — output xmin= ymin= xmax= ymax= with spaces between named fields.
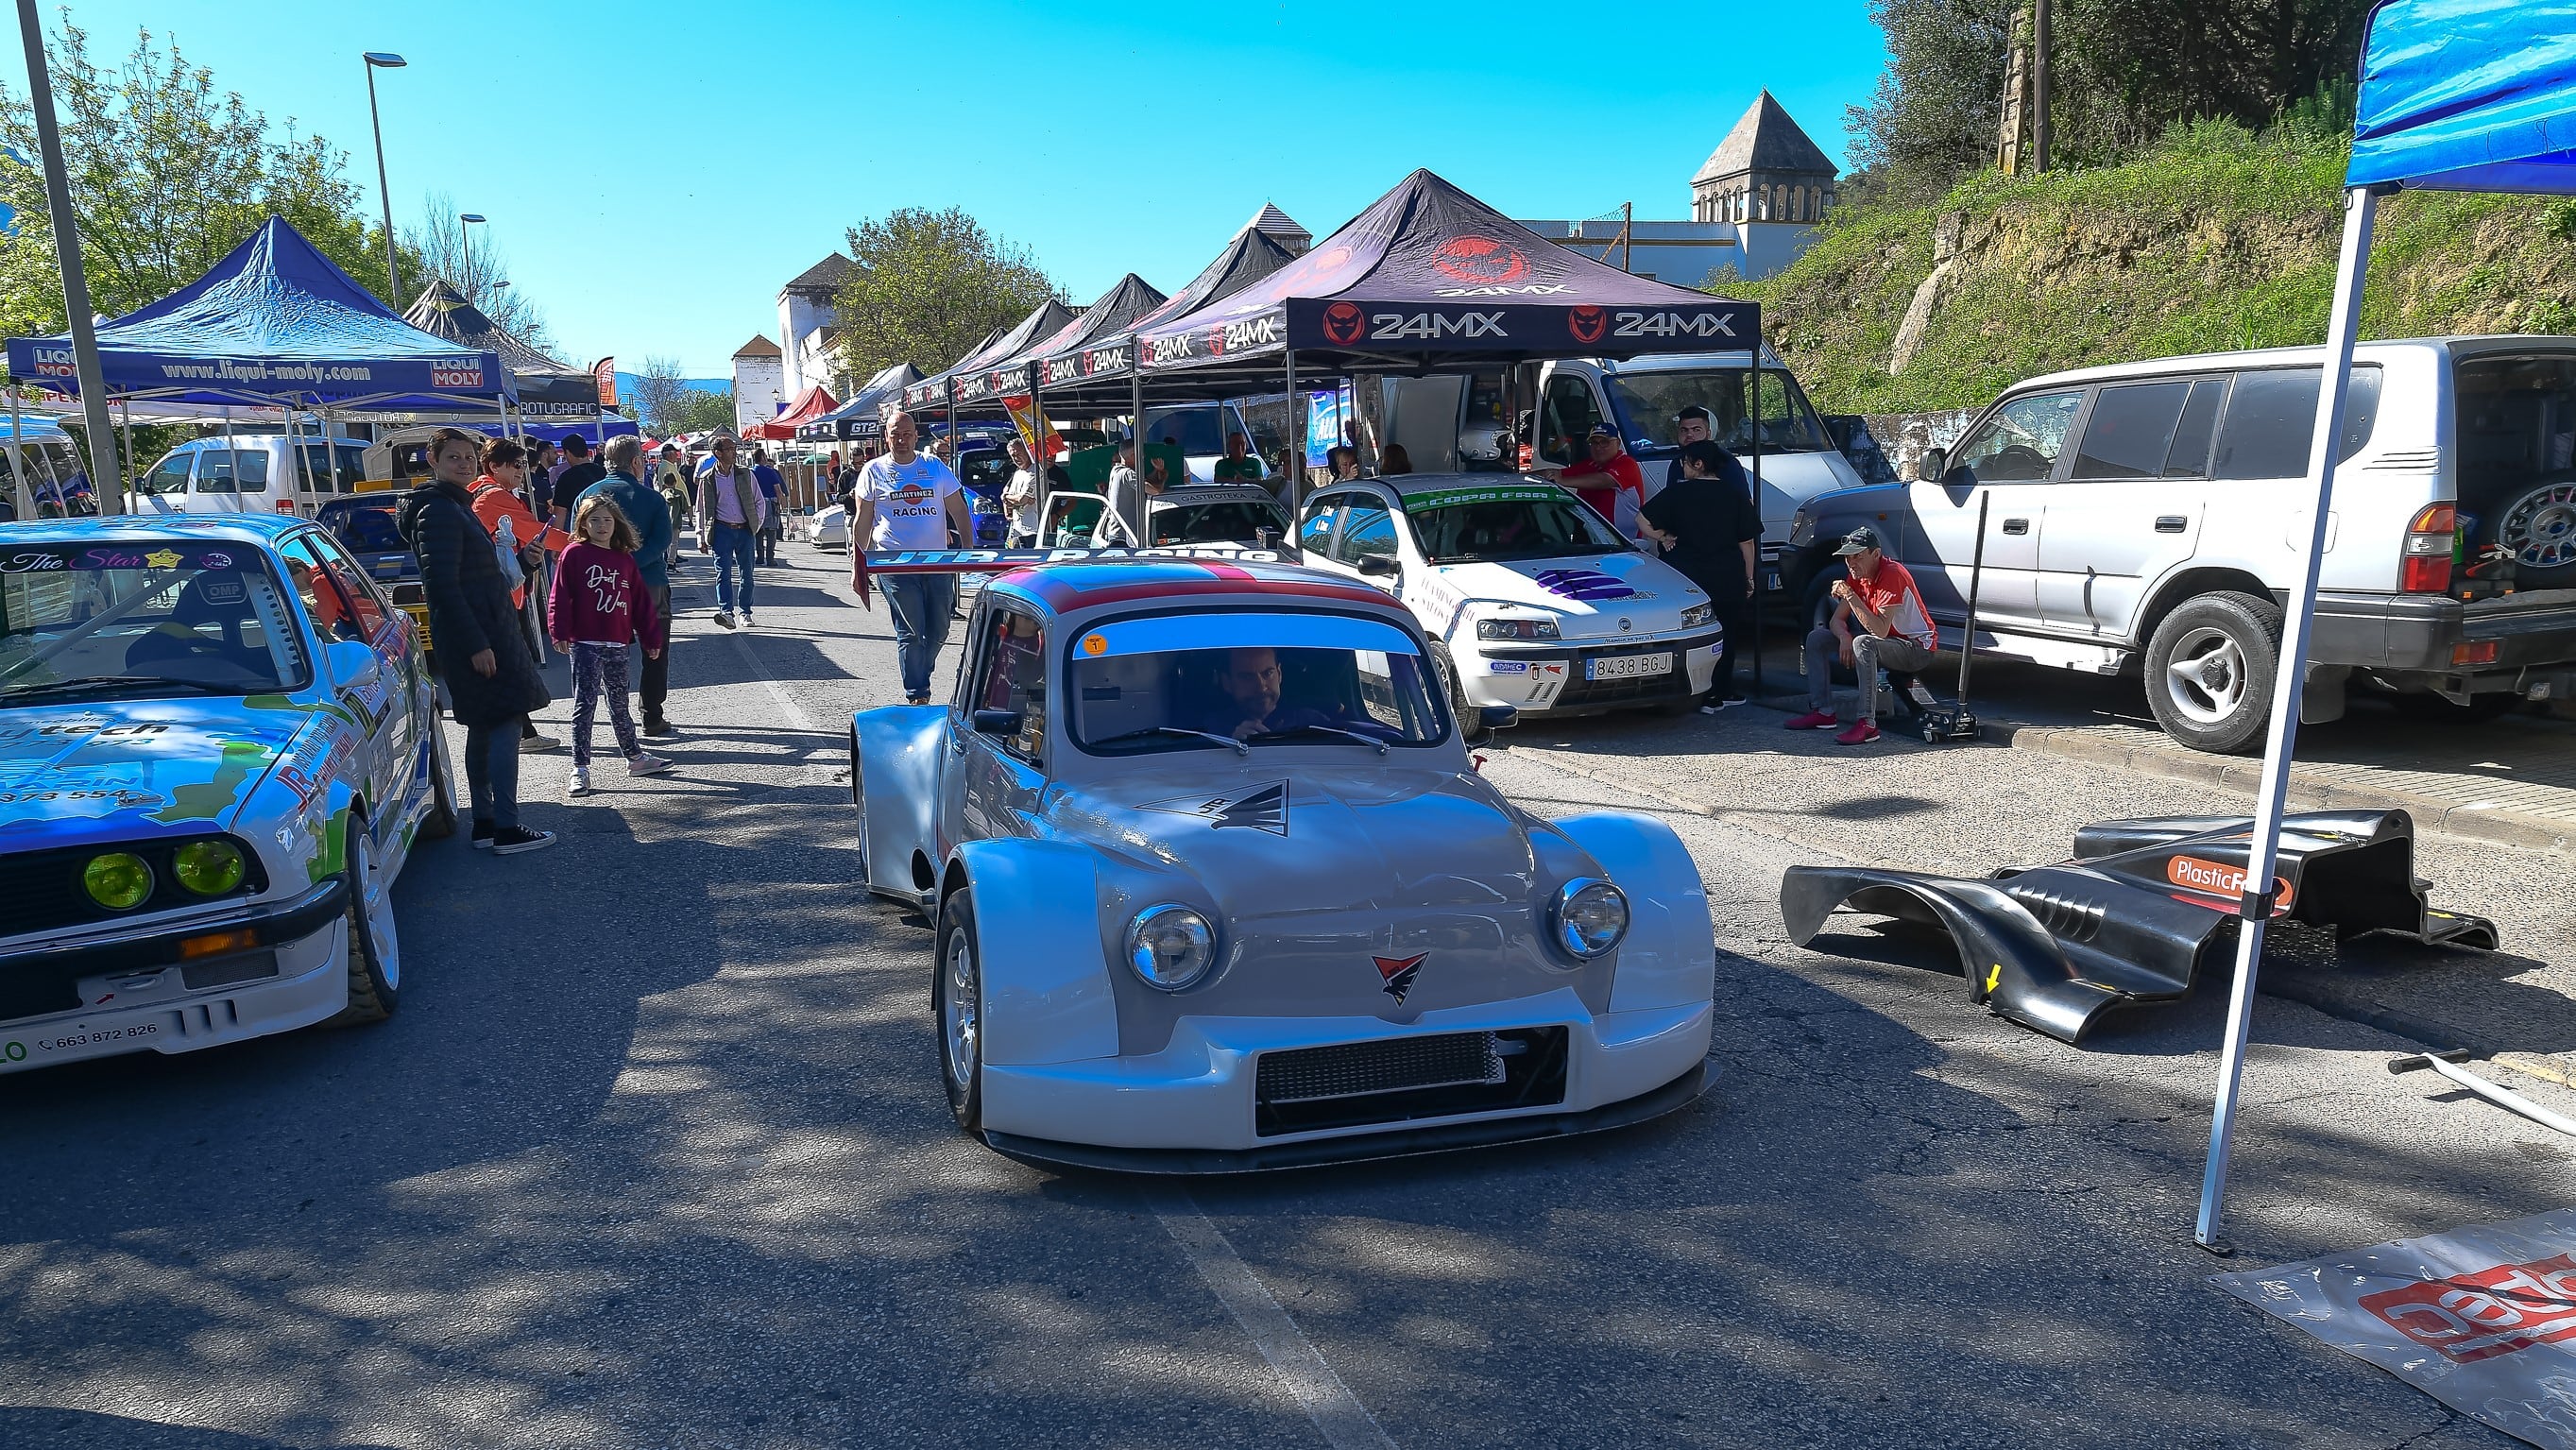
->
xmin=590 ymin=358 xmax=618 ymax=408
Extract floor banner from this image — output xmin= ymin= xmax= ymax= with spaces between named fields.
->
xmin=2215 ymin=1209 xmax=2576 ymax=1447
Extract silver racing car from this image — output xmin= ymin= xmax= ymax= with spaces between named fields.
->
xmin=847 ymin=553 xmax=1716 ymax=1171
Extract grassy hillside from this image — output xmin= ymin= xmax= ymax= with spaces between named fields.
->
xmin=1742 ymin=121 xmax=2576 ymax=415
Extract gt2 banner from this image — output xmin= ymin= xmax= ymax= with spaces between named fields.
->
xmin=2215 ymin=1209 xmax=2576 ymax=1446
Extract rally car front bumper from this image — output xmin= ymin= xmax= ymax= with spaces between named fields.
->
xmin=977 ymin=990 xmax=1714 ymax=1173
xmin=1463 ymin=627 xmax=1725 ymax=714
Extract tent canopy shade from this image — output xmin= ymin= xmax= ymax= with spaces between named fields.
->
xmin=940 ymin=273 xmax=1169 ymax=418
xmin=403 ymin=278 xmax=597 ymax=411
xmin=1036 ymin=228 xmax=1298 ymax=406
xmin=742 ymin=383 xmax=839 ymax=440
xmin=799 ymin=362 xmax=923 ymax=442
xmin=2346 ymin=0 xmax=2576 ymax=192
xmin=902 ymin=302 xmax=1078 ymax=413
xmin=5 ymin=216 xmax=512 ymax=412
xmin=1128 ymin=169 xmax=1759 ymax=398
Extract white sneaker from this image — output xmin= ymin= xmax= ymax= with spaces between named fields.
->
xmin=566 ymin=766 xmax=593 ymax=798
xmin=738 ymin=611 xmax=755 ymax=629
xmin=626 ymin=752 xmax=674 ymax=776
xmin=713 ymin=611 xmax=736 ymax=629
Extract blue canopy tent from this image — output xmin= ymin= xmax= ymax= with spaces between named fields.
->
xmin=5 ymin=216 xmax=512 ymax=509
xmin=2196 ymin=0 xmax=2576 ymax=1248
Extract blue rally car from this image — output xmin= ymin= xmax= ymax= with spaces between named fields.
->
xmin=0 ymin=515 xmax=453 ymax=1075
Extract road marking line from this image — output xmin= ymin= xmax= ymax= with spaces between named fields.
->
xmin=1147 ymin=1187 xmax=1396 ymax=1450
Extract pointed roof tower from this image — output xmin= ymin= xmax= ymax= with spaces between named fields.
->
xmin=1694 ymin=91 xmax=1838 ymax=185
xmin=733 ymin=333 xmax=783 ymax=358
xmin=1245 ymin=202 xmax=1311 ymax=256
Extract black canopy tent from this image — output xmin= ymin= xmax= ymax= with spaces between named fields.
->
xmin=1133 ymin=169 xmax=1759 ymax=503
xmin=1033 ymin=230 xmax=1295 ymax=402
xmin=401 ymin=280 xmax=614 ymax=440
xmin=901 ymin=302 xmax=1076 ymax=415
xmin=797 ymin=362 xmax=923 ymax=445
xmin=949 ymin=272 xmax=1166 ymax=417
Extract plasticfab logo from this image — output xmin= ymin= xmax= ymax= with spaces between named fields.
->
xmin=2164 ymin=853 xmax=2295 ymax=912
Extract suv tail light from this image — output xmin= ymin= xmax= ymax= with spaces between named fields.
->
xmin=2401 ymin=503 xmax=2456 ymax=592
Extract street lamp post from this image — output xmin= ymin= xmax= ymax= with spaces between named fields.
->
xmin=460 ymin=213 xmax=486 ymax=299
xmin=362 ymin=52 xmax=406 ymax=303
xmin=14 ymin=0 xmax=122 ymax=512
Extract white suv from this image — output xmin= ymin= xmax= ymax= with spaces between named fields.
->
xmin=1783 ymin=337 xmax=2576 ymax=752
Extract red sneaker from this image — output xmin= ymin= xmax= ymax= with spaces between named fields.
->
xmin=1834 ymin=721 xmax=1882 ymax=745
xmin=1784 ymin=710 xmax=1839 ymax=730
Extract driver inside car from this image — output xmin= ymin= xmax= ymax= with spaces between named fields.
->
xmin=1196 ymin=646 xmax=1335 ymax=741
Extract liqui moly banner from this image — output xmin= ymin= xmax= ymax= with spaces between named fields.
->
xmin=4 ymin=338 xmax=509 ymax=403
xmin=2216 ymin=1209 xmax=2576 ymax=1446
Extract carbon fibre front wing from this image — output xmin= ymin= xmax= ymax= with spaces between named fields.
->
xmin=1779 ymin=810 xmax=2498 ymax=1045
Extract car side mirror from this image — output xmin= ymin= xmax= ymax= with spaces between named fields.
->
xmin=971 ymin=708 xmax=1022 ymax=737
xmin=1356 ymin=554 xmax=1398 ymax=577
xmin=1476 ymin=704 xmax=1519 ymax=735
xmin=1918 ymin=447 xmax=1947 ymax=483
xmin=324 ymin=639 xmax=378 ymax=686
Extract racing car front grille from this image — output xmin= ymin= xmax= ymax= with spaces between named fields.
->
xmin=1254 ymin=1027 xmax=1569 ymax=1136
xmin=0 ymin=837 xmax=269 ymax=941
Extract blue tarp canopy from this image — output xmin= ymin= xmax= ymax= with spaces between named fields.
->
xmin=2348 ymin=0 xmax=2576 ymax=192
xmin=5 ymin=216 xmax=512 ymax=411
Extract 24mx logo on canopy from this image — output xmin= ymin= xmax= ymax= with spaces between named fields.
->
xmin=1568 ymin=306 xmax=1607 ymax=344
xmin=1369 ymin=311 xmax=1506 ymax=341
xmin=1322 ymin=302 xmax=1365 ymax=346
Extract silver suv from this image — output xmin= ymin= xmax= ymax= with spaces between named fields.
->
xmin=1783 ymin=337 xmax=2576 ymax=752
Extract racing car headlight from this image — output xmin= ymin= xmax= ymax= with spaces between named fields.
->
xmin=1126 ymin=903 xmax=1219 ymax=991
xmin=1787 ymin=508 xmax=1816 ymax=547
xmin=1680 ymin=602 xmax=1715 ymax=629
xmin=1551 ymin=879 xmax=1629 ymax=960
xmin=173 ymin=840 xmax=246 ymax=896
xmin=83 ymin=851 xmax=154 ymax=911
xmin=1476 ymin=616 xmax=1561 ymax=640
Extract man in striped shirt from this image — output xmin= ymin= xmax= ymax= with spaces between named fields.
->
xmin=1786 ymin=525 xmax=1937 ymax=745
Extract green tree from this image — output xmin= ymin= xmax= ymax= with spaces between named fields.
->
xmin=832 ymin=207 xmax=1058 ymax=382
xmin=628 ymin=355 xmax=695 ymax=435
xmin=0 ymin=18 xmax=418 ymax=342
xmin=672 ymin=388 xmax=736 ymax=435
xmin=403 ymin=191 xmax=554 ymax=351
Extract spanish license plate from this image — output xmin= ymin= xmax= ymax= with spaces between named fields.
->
xmin=1586 ymin=653 xmax=1672 ymax=681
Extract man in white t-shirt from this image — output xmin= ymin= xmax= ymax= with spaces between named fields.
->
xmin=849 ymin=410 xmax=971 ymax=705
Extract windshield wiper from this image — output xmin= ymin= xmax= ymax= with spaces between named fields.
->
xmin=1089 ymin=725 xmax=1250 ymax=756
xmin=3 ymin=674 xmax=235 ymax=702
xmin=1245 ymin=724 xmax=1390 ymax=756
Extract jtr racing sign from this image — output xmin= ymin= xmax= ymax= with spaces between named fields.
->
xmin=863 ymin=544 xmax=1292 ymax=573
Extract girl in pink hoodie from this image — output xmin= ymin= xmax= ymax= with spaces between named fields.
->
xmin=549 ymin=496 xmax=673 ymax=795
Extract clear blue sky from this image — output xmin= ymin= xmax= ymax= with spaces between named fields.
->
xmin=9 ymin=0 xmax=1886 ymax=380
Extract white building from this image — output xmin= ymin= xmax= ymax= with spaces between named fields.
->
xmin=732 ymin=333 xmax=784 ymax=432
xmin=1517 ymin=92 xmax=1840 ymax=286
xmin=776 ymin=253 xmax=852 ymax=398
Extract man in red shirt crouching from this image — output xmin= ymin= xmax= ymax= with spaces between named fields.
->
xmin=1785 ymin=525 xmax=1937 ymax=745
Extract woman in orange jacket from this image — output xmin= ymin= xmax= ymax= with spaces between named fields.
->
xmin=469 ymin=436 xmax=571 ymax=752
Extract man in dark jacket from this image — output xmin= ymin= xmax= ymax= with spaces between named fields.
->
xmin=578 ymin=435 xmax=679 ymax=736
xmin=402 ymin=426 xmax=555 ymax=855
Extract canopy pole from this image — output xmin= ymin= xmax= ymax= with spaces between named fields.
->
xmin=281 ymin=397 xmax=304 ymax=518
xmin=117 ymin=397 xmax=131 ymax=504
xmin=1286 ymin=349 xmax=1302 ymax=511
xmin=1749 ymin=343 xmax=1766 ymax=696
xmin=1032 ymin=375 xmax=1049 ymax=531
xmin=15 ymin=0 xmax=123 ymax=514
xmin=7 ymin=382 xmax=33 ymax=520
xmin=320 ymin=405 xmax=337 ymax=492
xmin=2194 ymin=183 xmax=2381 ymax=1253
xmin=1128 ymin=353 xmax=1145 ymax=540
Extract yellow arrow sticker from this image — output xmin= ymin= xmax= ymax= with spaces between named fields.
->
xmin=1984 ymin=964 xmax=2002 ymax=996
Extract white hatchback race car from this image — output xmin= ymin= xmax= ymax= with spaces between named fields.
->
xmin=1293 ymin=474 xmax=1721 ymax=723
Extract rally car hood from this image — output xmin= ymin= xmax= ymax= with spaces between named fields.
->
xmin=1051 ymin=760 xmax=1616 ymax=1046
xmin=1429 ymin=551 xmax=1703 ymax=640
xmin=0 ymin=698 xmax=305 ymax=852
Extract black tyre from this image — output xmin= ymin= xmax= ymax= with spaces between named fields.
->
xmin=418 ymin=726 xmax=457 ymax=841
xmin=2142 ymin=592 xmax=2282 ymax=754
xmin=329 ymin=820 xmax=401 ymax=1026
xmin=2390 ymin=691 xmax=2524 ymax=723
xmin=933 ymin=888 xmax=984 ymax=1134
xmin=1430 ymin=642 xmax=1490 ymax=744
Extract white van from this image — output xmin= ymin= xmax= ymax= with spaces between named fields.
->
xmin=1783 ymin=336 xmax=2576 ymax=751
xmin=135 ymin=435 xmax=370 ymax=518
xmin=1375 ymin=351 xmax=1868 ymax=587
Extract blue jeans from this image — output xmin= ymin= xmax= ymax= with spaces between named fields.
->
xmin=711 ymin=522 xmax=758 ymax=613
xmin=462 ymin=719 xmax=522 ymax=829
xmin=882 ymin=574 xmax=956 ymax=700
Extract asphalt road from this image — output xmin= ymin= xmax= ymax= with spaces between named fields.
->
xmin=3 ymin=537 xmax=2569 ymax=1449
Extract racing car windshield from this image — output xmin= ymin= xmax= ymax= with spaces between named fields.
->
xmin=1149 ymin=498 xmax=1290 ymax=548
xmin=1068 ymin=612 xmax=1447 ymax=754
xmin=0 ymin=541 xmax=311 ymax=701
xmin=1405 ymin=485 xmax=1629 ymax=565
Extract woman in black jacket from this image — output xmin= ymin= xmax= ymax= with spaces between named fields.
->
xmin=401 ymin=428 xmax=555 ymax=855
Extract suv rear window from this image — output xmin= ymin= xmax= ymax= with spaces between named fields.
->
xmin=2212 ymin=366 xmax=2383 ymax=480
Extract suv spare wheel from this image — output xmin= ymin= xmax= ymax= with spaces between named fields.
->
xmin=2491 ymin=477 xmax=2576 ymax=588
xmin=2142 ymin=591 xmax=2282 ymax=754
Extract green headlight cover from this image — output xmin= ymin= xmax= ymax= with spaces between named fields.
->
xmin=173 ymin=840 xmax=246 ymax=896
xmin=83 ymin=852 xmax=154 ymax=911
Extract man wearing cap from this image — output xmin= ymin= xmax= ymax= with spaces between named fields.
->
xmin=1785 ymin=525 xmax=1937 ymax=745
xmin=1553 ymin=424 xmax=1646 ymax=538
xmin=694 ymin=434 xmax=769 ymax=628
